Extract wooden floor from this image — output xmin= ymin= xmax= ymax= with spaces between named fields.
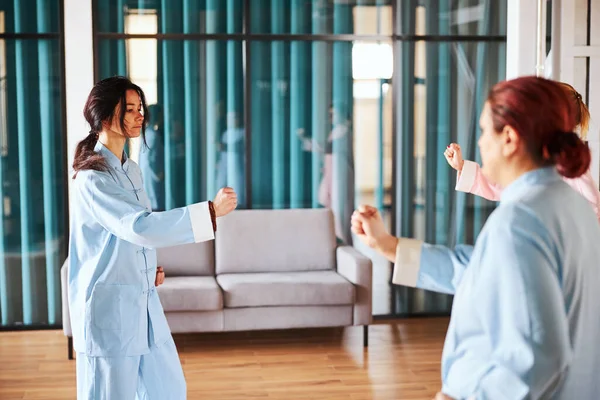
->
xmin=0 ymin=318 xmax=449 ymax=400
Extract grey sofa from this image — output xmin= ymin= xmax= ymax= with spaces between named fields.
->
xmin=61 ymin=208 xmax=373 ymax=359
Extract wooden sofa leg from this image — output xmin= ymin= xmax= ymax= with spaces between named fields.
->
xmin=363 ymin=325 xmax=368 ymax=348
xmin=68 ymin=336 xmax=74 ymax=360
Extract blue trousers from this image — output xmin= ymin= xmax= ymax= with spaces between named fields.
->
xmin=76 ymin=337 xmax=186 ymax=399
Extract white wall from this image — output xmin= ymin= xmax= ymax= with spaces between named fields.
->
xmin=64 ymin=0 xmax=94 ymax=197
xmin=506 ymin=0 xmax=539 ymax=78
xmin=507 ymin=0 xmax=600 ymax=184
xmin=557 ymin=0 xmax=600 ymax=184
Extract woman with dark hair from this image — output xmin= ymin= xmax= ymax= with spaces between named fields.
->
xmin=352 ymin=77 xmax=600 ymax=399
xmin=69 ymin=76 xmax=237 ymax=399
xmin=444 ymin=81 xmax=600 ymax=221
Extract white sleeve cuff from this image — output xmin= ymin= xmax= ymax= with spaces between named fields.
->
xmin=455 ymin=160 xmax=478 ymax=193
xmin=187 ymin=201 xmax=215 ymax=243
xmin=392 ymin=238 xmax=423 ymax=287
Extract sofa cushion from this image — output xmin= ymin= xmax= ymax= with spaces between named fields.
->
xmin=223 ymin=306 xmax=353 ymax=331
xmin=157 ymin=242 xmax=214 ymax=276
xmin=216 ymin=271 xmax=355 ymax=308
xmin=157 ymin=276 xmax=222 ymax=312
xmin=215 ymin=209 xmax=337 ymax=274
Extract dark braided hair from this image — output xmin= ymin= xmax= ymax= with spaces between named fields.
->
xmin=73 ymin=76 xmax=148 ymax=178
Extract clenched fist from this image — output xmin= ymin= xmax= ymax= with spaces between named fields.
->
xmin=155 ymin=266 xmax=165 ymax=286
xmin=213 ymin=187 xmax=237 ymax=217
xmin=351 ymin=205 xmax=384 ymax=248
xmin=351 ymin=205 xmax=398 ymax=262
xmin=443 ymin=143 xmax=464 ymax=172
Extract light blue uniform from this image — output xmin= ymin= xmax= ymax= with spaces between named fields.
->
xmin=393 ymin=167 xmax=600 ymax=399
xmin=68 ymin=142 xmax=215 ymax=399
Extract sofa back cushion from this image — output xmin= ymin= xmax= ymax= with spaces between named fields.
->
xmin=157 ymin=241 xmax=214 ymax=276
xmin=215 ymin=208 xmax=336 ymax=274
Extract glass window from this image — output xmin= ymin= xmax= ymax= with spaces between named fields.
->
xmin=0 ymin=0 xmax=61 ymax=34
xmin=249 ymin=0 xmax=393 ymax=36
xmin=0 ymin=37 xmax=67 ymax=327
xmin=93 ymin=0 xmax=508 ymax=318
xmin=397 ymin=0 xmax=507 ymax=37
xmin=249 ymin=40 xmax=393 ymax=246
xmin=0 ymin=11 xmax=8 ymax=156
xmin=390 ymin=40 xmax=506 ymax=315
xmin=95 ymin=0 xmax=244 ymax=35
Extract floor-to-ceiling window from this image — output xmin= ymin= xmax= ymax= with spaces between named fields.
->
xmin=94 ymin=0 xmax=393 ymax=246
xmin=390 ymin=0 xmax=507 ymax=316
xmin=0 ymin=0 xmax=67 ymax=328
xmin=93 ymin=0 xmax=507 ymax=317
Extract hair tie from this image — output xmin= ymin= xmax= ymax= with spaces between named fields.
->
xmin=575 ymin=93 xmax=582 ymax=101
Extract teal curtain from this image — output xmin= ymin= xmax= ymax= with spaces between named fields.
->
xmin=183 ymin=0 xmax=203 ymax=205
xmin=0 ymin=0 xmax=66 ymax=327
xmin=393 ymin=0 xmax=418 ymax=314
xmin=97 ymin=0 xmax=359 ymax=244
xmin=157 ymin=0 xmax=245 ymax=209
xmin=225 ymin=0 xmax=245 ymax=206
xmin=270 ymin=0 xmax=290 ymax=210
xmin=309 ymin=3 xmax=330 ymax=212
xmin=160 ymin=1 xmax=185 ymax=209
xmin=97 ymin=1 xmax=245 ymax=210
xmin=331 ymin=3 xmax=355 ymax=244
xmin=289 ymin=0 xmax=312 ymax=209
xmin=96 ymin=0 xmax=127 ymax=78
xmin=205 ymin=0 xmax=227 ymax=202
xmin=250 ymin=0 xmax=355 ymax=244
xmin=249 ymin=0 xmax=273 ymax=209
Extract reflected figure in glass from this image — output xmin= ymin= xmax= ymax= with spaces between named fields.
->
xmin=139 ymin=104 xmax=165 ymax=211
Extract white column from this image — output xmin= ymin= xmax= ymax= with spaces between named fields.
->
xmin=506 ymin=0 xmax=538 ymax=79
xmin=559 ymin=0 xmax=600 ymax=184
xmin=548 ymin=0 xmax=561 ymax=79
xmin=508 ymin=0 xmax=600 ymax=184
xmin=588 ymin=1 xmax=600 ymax=184
xmin=64 ymin=0 xmax=94 ymax=195
xmin=535 ymin=0 xmax=547 ymax=76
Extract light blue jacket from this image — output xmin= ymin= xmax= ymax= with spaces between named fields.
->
xmin=68 ymin=142 xmax=214 ymax=357
xmin=393 ymin=167 xmax=600 ymax=399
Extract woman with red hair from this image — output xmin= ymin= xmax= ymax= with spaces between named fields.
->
xmin=444 ymin=82 xmax=600 ymax=221
xmin=352 ymin=77 xmax=600 ymax=399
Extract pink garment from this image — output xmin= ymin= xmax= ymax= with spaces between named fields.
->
xmin=456 ymin=160 xmax=600 ymax=221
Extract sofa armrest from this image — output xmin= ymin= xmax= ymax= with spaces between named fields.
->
xmin=336 ymin=246 xmax=372 ymax=326
xmin=61 ymin=259 xmax=72 ymax=337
